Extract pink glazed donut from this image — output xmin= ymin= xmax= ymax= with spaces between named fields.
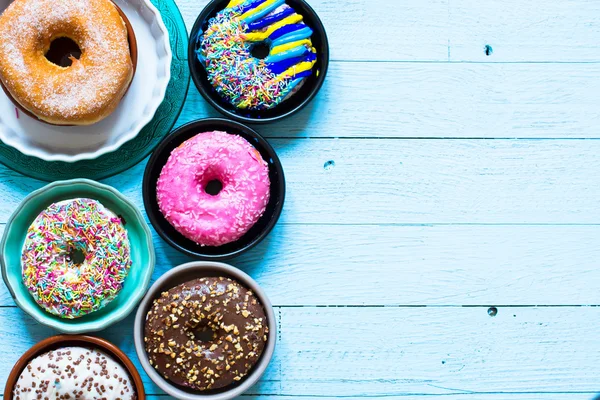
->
xmin=157 ymin=130 xmax=271 ymax=247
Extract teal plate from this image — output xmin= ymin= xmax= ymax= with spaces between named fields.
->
xmin=0 ymin=0 xmax=190 ymax=182
xmin=0 ymin=179 xmax=155 ymax=333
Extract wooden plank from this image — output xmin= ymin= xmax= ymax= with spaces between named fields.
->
xmin=1 ymin=307 xmax=599 ymax=396
xmin=179 ymin=63 xmax=600 ymax=138
xmin=258 ymin=139 xmax=600 ymax=224
xmin=449 ymin=0 xmax=600 ymax=62
xmin=14 ymin=396 xmax=595 ymax=399
xmin=150 ymin=396 xmax=595 ymax=400
xmin=1 ymin=139 xmax=600 ymax=224
xmin=276 ymin=307 xmax=600 ymax=395
xmin=176 ymin=0 xmax=450 ymax=62
xmin=0 ymin=65 xmax=572 ymax=143
xmin=3 ymin=224 xmax=600 ymax=307
xmin=176 ymin=0 xmax=600 ymax=62
xmin=239 ymin=397 xmax=596 ymax=400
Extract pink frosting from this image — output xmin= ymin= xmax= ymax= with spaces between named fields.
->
xmin=157 ymin=131 xmax=271 ymax=247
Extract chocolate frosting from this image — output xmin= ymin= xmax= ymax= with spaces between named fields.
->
xmin=144 ymin=277 xmax=268 ymax=391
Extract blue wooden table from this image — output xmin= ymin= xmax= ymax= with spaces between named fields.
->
xmin=2 ymin=0 xmax=600 ymax=398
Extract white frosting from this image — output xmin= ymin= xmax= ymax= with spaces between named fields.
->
xmin=12 ymin=346 xmax=136 ymax=400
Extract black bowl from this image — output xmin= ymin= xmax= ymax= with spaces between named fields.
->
xmin=188 ymin=0 xmax=329 ymax=124
xmin=142 ymin=118 xmax=285 ymax=260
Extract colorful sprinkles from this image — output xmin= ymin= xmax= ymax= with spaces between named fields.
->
xmin=197 ymin=0 xmax=317 ymax=110
xmin=21 ymin=198 xmax=132 ymax=319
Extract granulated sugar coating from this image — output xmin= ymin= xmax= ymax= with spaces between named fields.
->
xmin=0 ymin=0 xmax=133 ymax=125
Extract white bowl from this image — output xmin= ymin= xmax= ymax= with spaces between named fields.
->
xmin=0 ymin=0 xmax=172 ymax=162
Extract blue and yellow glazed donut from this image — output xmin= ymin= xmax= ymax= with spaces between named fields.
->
xmin=197 ymin=0 xmax=318 ymax=110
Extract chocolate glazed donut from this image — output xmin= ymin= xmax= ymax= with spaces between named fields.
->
xmin=144 ymin=277 xmax=269 ymax=391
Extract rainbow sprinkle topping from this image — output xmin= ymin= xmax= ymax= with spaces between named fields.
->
xmin=21 ymin=198 xmax=132 ymax=319
xmin=197 ymin=0 xmax=317 ymax=110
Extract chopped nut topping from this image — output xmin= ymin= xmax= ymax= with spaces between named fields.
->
xmin=144 ymin=277 xmax=268 ymax=390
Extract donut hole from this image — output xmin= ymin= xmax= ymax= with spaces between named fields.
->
xmin=250 ymin=41 xmax=271 ymax=60
xmin=205 ymin=179 xmax=223 ymax=196
xmin=193 ymin=326 xmax=217 ymax=342
xmin=45 ymin=36 xmax=82 ymax=68
xmin=66 ymin=247 xmax=86 ymax=265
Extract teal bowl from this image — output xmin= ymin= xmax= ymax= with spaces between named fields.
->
xmin=0 ymin=179 xmax=155 ymax=333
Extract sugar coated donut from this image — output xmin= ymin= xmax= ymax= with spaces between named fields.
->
xmin=12 ymin=346 xmax=136 ymax=400
xmin=157 ymin=131 xmax=270 ymax=247
xmin=21 ymin=198 xmax=132 ymax=319
xmin=197 ymin=0 xmax=317 ymax=110
xmin=144 ymin=277 xmax=269 ymax=391
xmin=0 ymin=0 xmax=133 ymax=125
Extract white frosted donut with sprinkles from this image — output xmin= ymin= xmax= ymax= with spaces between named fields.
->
xmin=21 ymin=198 xmax=132 ymax=319
xmin=12 ymin=346 xmax=136 ymax=400
xmin=156 ymin=131 xmax=270 ymax=247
